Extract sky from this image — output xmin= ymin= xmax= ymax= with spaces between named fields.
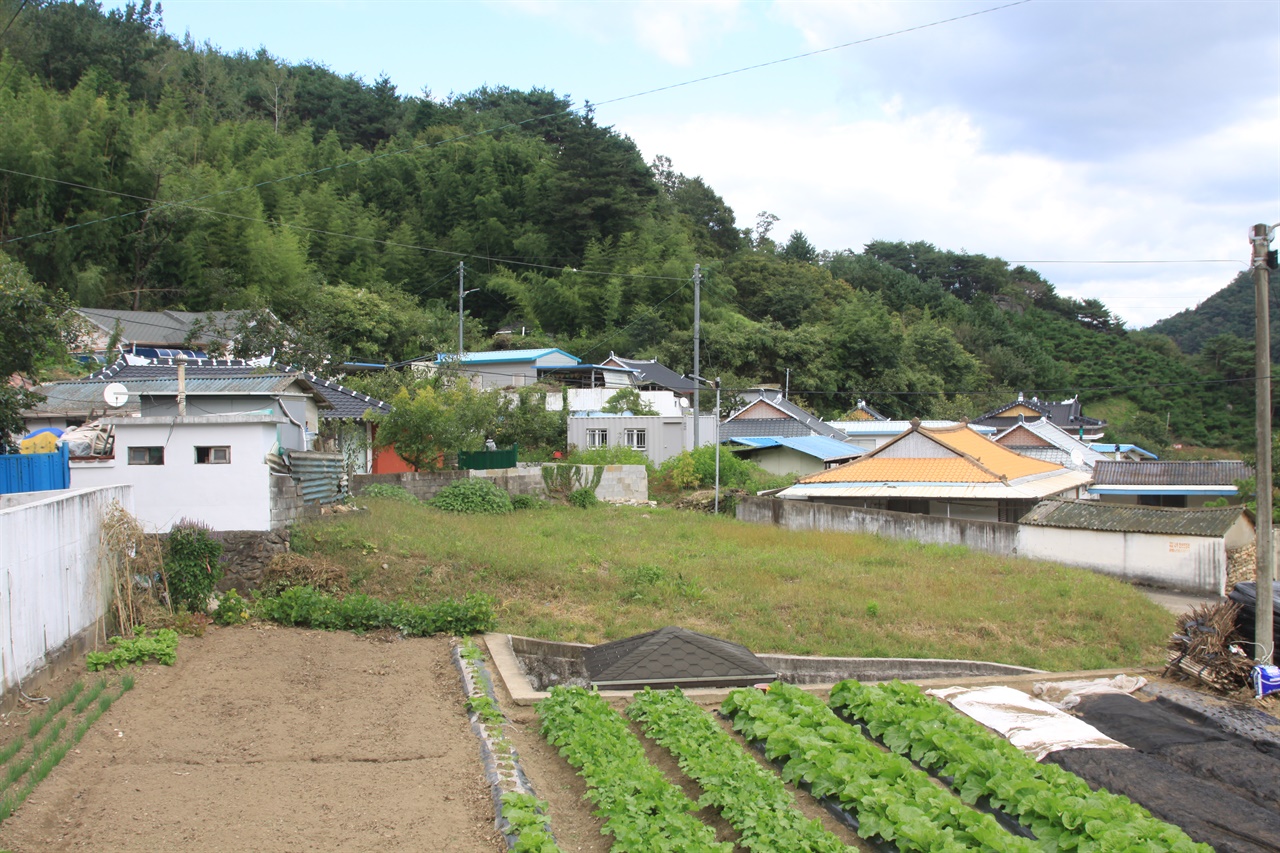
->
xmin=105 ymin=0 xmax=1280 ymax=329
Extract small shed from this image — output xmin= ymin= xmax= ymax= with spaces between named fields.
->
xmin=584 ymin=626 xmax=777 ymax=691
xmin=1018 ymin=499 xmax=1251 ymax=596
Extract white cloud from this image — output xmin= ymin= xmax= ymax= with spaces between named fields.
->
xmin=629 ymin=99 xmax=1268 ymax=328
xmin=491 ymin=0 xmax=745 ymax=66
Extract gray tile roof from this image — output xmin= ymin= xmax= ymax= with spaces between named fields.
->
xmin=76 ymin=309 xmax=246 ymax=347
xmin=1092 ymin=460 xmax=1253 ymax=487
xmin=84 ymin=358 xmax=389 ymax=420
xmin=725 ymin=391 xmax=850 ymax=441
xmin=1020 ymin=499 xmax=1247 ymax=537
xmin=584 ymin=626 xmax=776 ymax=690
xmin=605 ymin=355 xmax=700 ymax=394
xmin=721 ymin=418 xmax=813 ymax=439
xmin=976 ymin=395 xmax=1106 ymax=430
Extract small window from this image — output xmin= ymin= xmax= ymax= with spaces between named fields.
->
xmin=127 ymin=446 xmax=164 ymax=465
xmin=623 ymin=428 xmax=647 ymax=451
xmin=195 ymin=446 xmax=231 ymax=464
xmin=586 ymin=428 xmax=609 ymax=448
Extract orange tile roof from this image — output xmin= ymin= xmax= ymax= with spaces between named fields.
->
xmin=801 ymin=424 xmax=1063 ymax=484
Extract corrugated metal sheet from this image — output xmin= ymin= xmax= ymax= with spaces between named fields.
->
xmin=1021 ymin=499 xmax=1246 ymax=536
xmin=287 ymin=451 xmax=346 ymax=504
xmin=727 ymin=435 xmax=861 ymax=461
xmin=1092 ymin=460 xmax=1253 ymax=487
xmin=831 ymin=419 xmax=994 ymax=435
xmin=0 ymin=444 xmax=70 ymax=494
xmin=780 ymin=469 xmax=1092 ymax=501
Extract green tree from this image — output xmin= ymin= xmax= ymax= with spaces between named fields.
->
xmin=371 ymin=379 xmax=502 ymax=469
xmin=0 ymin=253 xmax=75 ymax=451
xmin=601 ymin=387 xmax=657 ymax=416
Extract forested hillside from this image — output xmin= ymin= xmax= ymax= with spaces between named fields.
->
xmin=0 ymin=0 xmax=1260 ymax=450
xmin=1150 ymin=270 xmax=1280 ymax=362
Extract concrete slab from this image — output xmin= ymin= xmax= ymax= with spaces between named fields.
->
xmin=481 ymin=632 xmax=1149 ymax=707
xmin=1140 ymin=587 xmax=1223 ymax=616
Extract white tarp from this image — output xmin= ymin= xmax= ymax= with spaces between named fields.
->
xmin=927 ymin=685 xmax=1128 ymax=760
xmin=1031 ymin=674 xmax=1147 ymax=710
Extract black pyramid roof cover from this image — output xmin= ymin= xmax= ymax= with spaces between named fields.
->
xmin=584 ymin=626 xmax=777 ymax=690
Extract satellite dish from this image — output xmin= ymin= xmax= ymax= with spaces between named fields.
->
xmin=103 ymin=382 xmax=129 ymax=408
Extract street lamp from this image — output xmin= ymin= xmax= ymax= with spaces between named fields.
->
xmin=687 ymin=374 xmax=721 ymax=514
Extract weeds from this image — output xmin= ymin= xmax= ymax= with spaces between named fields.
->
xmin=290 ymin=501 xmax=1175 ymax=671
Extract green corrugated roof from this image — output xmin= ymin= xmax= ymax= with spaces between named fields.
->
xmin=1020 ymin=499 xmax=1246 ymax=536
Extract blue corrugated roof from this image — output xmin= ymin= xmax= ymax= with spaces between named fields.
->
xmin=727 ymin=434 xmax=863 ymax=461
xmin=433 ymin=348 xmax=580 ymax=365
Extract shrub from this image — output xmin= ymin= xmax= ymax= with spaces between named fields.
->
xmin=511 ymin=493 xmax=548 ymax=510
xmin=255 ymin=586 xmax=496 ymax=636
xmin=431 ymin=478 xmax=513 ymax=514
xmin=213 ymin=589 xmax=251 ymax=625
xmin=164 ymin=519 xmax=223 ymax=612
xmin=359 ymin=483 xmax=418 ymax=503
xmin=568 ymin=487 xmax=599 ymax=509
xmin=656 ymin=445 xmax=793 ymax=493
xmin=565 ymin=445 xmax=651 ymax=467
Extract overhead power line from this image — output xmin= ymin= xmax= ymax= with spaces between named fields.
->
xmin=0 ymin=0 xmax=1031 ymax=252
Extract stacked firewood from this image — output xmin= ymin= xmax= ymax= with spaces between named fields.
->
xmin=1166 ymin=601 xmax=1255 ymax=692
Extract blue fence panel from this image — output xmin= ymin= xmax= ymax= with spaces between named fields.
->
xmin=0 ymin=443 xmax=71 ymax=495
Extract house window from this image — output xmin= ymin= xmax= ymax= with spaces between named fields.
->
xmin=586 ymin=428 xmax=609 ymax=448
xmin=195 ymin=446 xmax=231 ymax=464
xmin=127 ymin=446 xmax=164 ymax=465
xmin=623 ymin=428 xmax=647 ymax=451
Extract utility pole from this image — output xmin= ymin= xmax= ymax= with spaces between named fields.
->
xmin=457 ymin=262 xmax=466 ymax=359
xmin=693 ymin=264 xmax=702 ymax=447
xmin=785 ymin=368 xmax=790 ymax=401
xmin=714 ymin=376 xmax=721 ymax=514
xmin=1253 ymin=223 xmax=1276 ymax=664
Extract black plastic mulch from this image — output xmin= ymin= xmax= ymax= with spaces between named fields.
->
xmin=1043 ymin=692 xmax=1280 ymax=853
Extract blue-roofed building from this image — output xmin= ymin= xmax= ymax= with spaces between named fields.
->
xmin=404 ymin=348 xmax=585 ymax=389
xmin=724 ymin=435 xmax=864 ymax=477
xmin=1089 ymin=443 xmax=1159 ymax=461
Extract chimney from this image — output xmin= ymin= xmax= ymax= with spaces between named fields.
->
xmin=176 ymin=354 xmax=187 ymax=417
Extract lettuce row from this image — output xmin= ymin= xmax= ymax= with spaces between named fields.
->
xmin=721 ymin=682 xmax=1039 ymax=853
xmin=627 ymin=687 xmax=849 ymax=853
xmin=535 ymin=686 xmax=731 ymax=853
xmin=828 ymin=680 xmax=1212 ymax=853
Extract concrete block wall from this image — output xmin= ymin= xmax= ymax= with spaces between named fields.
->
xmin=737 ymin=496 xmax=1018 ymax=556
xmin=1 ymin=485 xmax=131 ymax=706
xmin=269 ymin=474 xmax=320 ymax=529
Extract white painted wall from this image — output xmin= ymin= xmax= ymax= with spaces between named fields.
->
xmin=1018 ymin=526 xmax=1227 ymax=596
xmin=70 ymin=415 xmax=283 ymax=532
xmin=568 ymin=413 xmax=718 ymax=466
xmin=1 ymin=485 xmax=131 ymax=697
xmin=546 ymin=388 xmax=686 ymax=416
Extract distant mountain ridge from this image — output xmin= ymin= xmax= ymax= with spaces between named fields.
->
xmin=1149 ymin=270 xmax=1280 ymax=360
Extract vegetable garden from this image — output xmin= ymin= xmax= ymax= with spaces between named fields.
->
xmin=535 ymin=681 xmax=1211 ymax=853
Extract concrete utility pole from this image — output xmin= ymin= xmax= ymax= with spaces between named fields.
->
xmin=457 ymin=262 xmax=466 ymax=359
xmin=1253 ymin=223 xmax=1276 ymax=664
xmin=456 ymin=262 xmax=478 ymax=361
xmin=693 ymin=264 xmax=702 ymax=447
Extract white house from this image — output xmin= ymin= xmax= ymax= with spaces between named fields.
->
xmin=415 ymin=348 xmax=585 ymax=389
xmin=71 ymin=414 xmax=290 ymax=532
xmin=568 ymin=411 xmax=718 ymax=466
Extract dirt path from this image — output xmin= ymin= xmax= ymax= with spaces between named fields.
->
xmin=0 ymin=625 xmax=503 ymax=853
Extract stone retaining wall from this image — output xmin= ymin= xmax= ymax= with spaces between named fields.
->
xmin=352 ymin=464 xmax=649 ymax=504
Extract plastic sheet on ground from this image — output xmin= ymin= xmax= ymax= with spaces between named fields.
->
xmin=1031 ymin=673 xmax=1146 ymax=709
xmin=927 ymin=685 xmax=1125 ymax=760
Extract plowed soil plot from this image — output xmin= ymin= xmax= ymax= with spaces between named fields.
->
xmin=0 ymin=625 xmax=503 ymax=853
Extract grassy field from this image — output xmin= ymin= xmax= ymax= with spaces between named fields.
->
xmin=292 ymin=500 xmax=1176 ymax=672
